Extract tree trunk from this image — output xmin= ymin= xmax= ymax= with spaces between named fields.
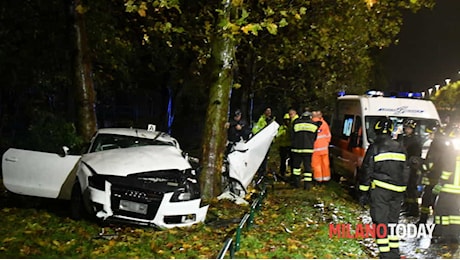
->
xmin=199 ymin=0 xmax=235 ymax=201
xmin=72 ymin=0 xmax=97 ymax=142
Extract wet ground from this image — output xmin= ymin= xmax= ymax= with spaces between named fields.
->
xmin=399 ymin=215 xmax=460 ymax=259
xmin=358 ymin=210 xmax=460 ymax=259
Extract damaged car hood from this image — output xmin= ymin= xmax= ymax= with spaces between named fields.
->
xmin=82 ymin=145 xmax=191 ymax=176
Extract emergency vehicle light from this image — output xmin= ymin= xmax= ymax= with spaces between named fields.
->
xmin=365 ymin=90 xmax=384 ymax=97
xmin=397 ymin=92 xmax=423 ymax=99
xmin=338 ymin=90 xmax=424 ymax=99
xmin=337 ymin=91 xmax=346 ymax=97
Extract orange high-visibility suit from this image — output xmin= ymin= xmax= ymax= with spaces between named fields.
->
xmin=312 ymin=115 xmax=331 ymax=182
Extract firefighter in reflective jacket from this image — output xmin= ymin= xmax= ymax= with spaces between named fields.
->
xmin=398 ymin=119 xmax=422 ymax=217
xmin=290 ymin=111 xmax=321 ymax=190
xmin=359 ymin=118 xmax=408 ymax=259
xmin=418 ymin=123 xmax=443 ymax=224
xmin=431 ymin=125 xmax=460 ymax=243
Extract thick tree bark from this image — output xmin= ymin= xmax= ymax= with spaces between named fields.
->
xmin=72 ymin=0 xmax=97 ymax=142
xmin=199 ymin=0 xmax=235 ymax=201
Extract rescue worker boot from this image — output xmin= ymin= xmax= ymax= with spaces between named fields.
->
xmin=290 ymin=175 xmax=301 ymax=188
xmin=417 ymin=213 xmax=428 ymax=225
xmin=405 ymin=203 xmax=419 ymax=217
xmin=304 ymin=181 xmax=311 ymax=190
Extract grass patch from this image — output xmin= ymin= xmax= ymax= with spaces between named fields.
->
xmin=0 ymin=176 xmax=373 ymax=258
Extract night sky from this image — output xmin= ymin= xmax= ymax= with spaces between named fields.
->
xmin=382 ymin=0 xmax=460 ymax=93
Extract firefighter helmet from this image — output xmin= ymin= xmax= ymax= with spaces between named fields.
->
xmin=403 ymin=119 xmax=417 ymax=129
xmin=374 ymin=118 xmax=394 ymax=135
xmin=283 ymin=113 xmax=290 ymax=120
xmin=425 ymin=121 xmax=440 ymax=134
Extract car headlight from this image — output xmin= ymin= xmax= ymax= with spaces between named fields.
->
xmin=88 ymin=175 xmax=105 ymax=191
xmin=170 ymin=188 xmax=192 ymax=202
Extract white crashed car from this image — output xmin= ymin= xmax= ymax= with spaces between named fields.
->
xmin=2 ymin=127 xmax=209 ymax=229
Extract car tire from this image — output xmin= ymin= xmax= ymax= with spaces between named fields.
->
xmin=70 ymin=181 xmax=85 ymax=220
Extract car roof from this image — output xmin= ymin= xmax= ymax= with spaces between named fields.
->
xmin=95 ymin=128 xmax=176 ymax=142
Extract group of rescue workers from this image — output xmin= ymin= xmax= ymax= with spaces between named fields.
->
xmin=226 ymin=106 xmax=332 ymax=191
xmin=227 ymin=106 xmax=460 ymax=259
xmin=358 ymin=117 xmax=460 ymax=258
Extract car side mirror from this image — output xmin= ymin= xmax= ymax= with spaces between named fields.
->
xmin=59 ymin=146 xmax=70 ymax=157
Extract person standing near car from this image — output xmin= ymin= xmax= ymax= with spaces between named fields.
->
xmin=397 ymin=119 xmax=423 ymax=217
xmin=418 ymin=123 xmax=443 ymax=225
xmin=290 ymin=111 xmax=321 ymax=190
xmin=311 ymin=110 xmax=331 ymax=184
xmin=430 ymin=125 xmax=460 ymax=244
xmin=252 ymin=107 xmax=275 ymax=178
xmin=276 ymin=113 xmax=292 ymax=178
xmin=359 ymin=118 xmax=408 ymax=259
xmin=225 ymin=109 xmax=250 ymax=153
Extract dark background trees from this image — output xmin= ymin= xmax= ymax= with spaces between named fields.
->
xmin=0 ymin=0 xmax=434 ymax=198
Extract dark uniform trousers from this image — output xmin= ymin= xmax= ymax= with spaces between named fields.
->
xmin=292 ymin=152 xmax=313 ymax=183
xmin=433 ymin=192 xmax=460 ymax=240
xmin=370 ymin=186 xmax=403 ymax=259
xmin=419 ymin=183 xmax=436 ymax=223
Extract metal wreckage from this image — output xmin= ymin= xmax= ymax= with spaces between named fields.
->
xmin=2 ymin=122 xmax=279 ymax=228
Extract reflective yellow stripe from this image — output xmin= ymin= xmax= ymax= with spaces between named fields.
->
xmin=389 ymin=242 xmax=399 ymax=248
xmin=449 ymin=216 xmax=460 ymax=224
xmin=422 ymin=177 xmax=430 ymax=185
xmin=374 ymin=152 xmax=406 ymax=162
xmin=291 ymin=148 xmax=314 ymax=153
xmin=435 ymin=216 xmax=441 ymax=224
xmin=359 ymin=185 xmax=369 ymax=192
xmin=421 ymin=207 xmax=431 ymax=214
xmin=373 ymin=180 xmax=407 ymax=192
xmin=303 ymin=172 xmax=312 ymax=177
xmin=442 ymin=216 xmax=450 ymax=225
xmin=405 ymin=198 xmax=417 ymax=203
xmin=379 ymin=246 xmax=390 ymax=253
xmin=441 ymin=184 xmax=460 ymax=194
xmin=293 ymin=168 xmax=302 ymax=176
xmin=293 ymin=123 xmax=318 ymax=132
xmin=303 ymin=177 xmax=312 ymax=182
xmin=441 ymin=171 xmax=452 ymax=180
xmin=376 ymin=238 xmax=389 ymax=244
xmin=455 ymin=160 xmax=460 ymax=186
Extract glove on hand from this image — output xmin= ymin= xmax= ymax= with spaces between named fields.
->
xmin=359 ymin=192 xmax=369 ymax=207
xmin=432 ymin=184 xmax=442 ymax=195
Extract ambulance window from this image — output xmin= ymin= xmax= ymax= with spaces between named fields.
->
xmin=342 ymin=115 xmax=354 ymax=138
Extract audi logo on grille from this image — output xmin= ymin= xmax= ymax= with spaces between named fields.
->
xmin=124 ymin=190 xmax=147 ymax=198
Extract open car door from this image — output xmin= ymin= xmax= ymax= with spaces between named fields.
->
xmin=227 ymin=121 xmax=279 ymax=191
xmin=2 ymin=148 xmax=81 ymax=199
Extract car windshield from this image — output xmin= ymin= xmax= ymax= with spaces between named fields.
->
xmin=365 ymin=116 xmax=439 ymax=144
xmin=89 ymin=133 xmax=172 ymax=153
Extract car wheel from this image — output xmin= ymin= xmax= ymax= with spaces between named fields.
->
xmin=70 ymin=181 xmax=85 ymax=220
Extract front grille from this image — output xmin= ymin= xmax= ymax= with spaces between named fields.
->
xmin=90 ymin=170 xmax=190 ymax=221
xmin=111 ymin=185 xmax=163 ymax=220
